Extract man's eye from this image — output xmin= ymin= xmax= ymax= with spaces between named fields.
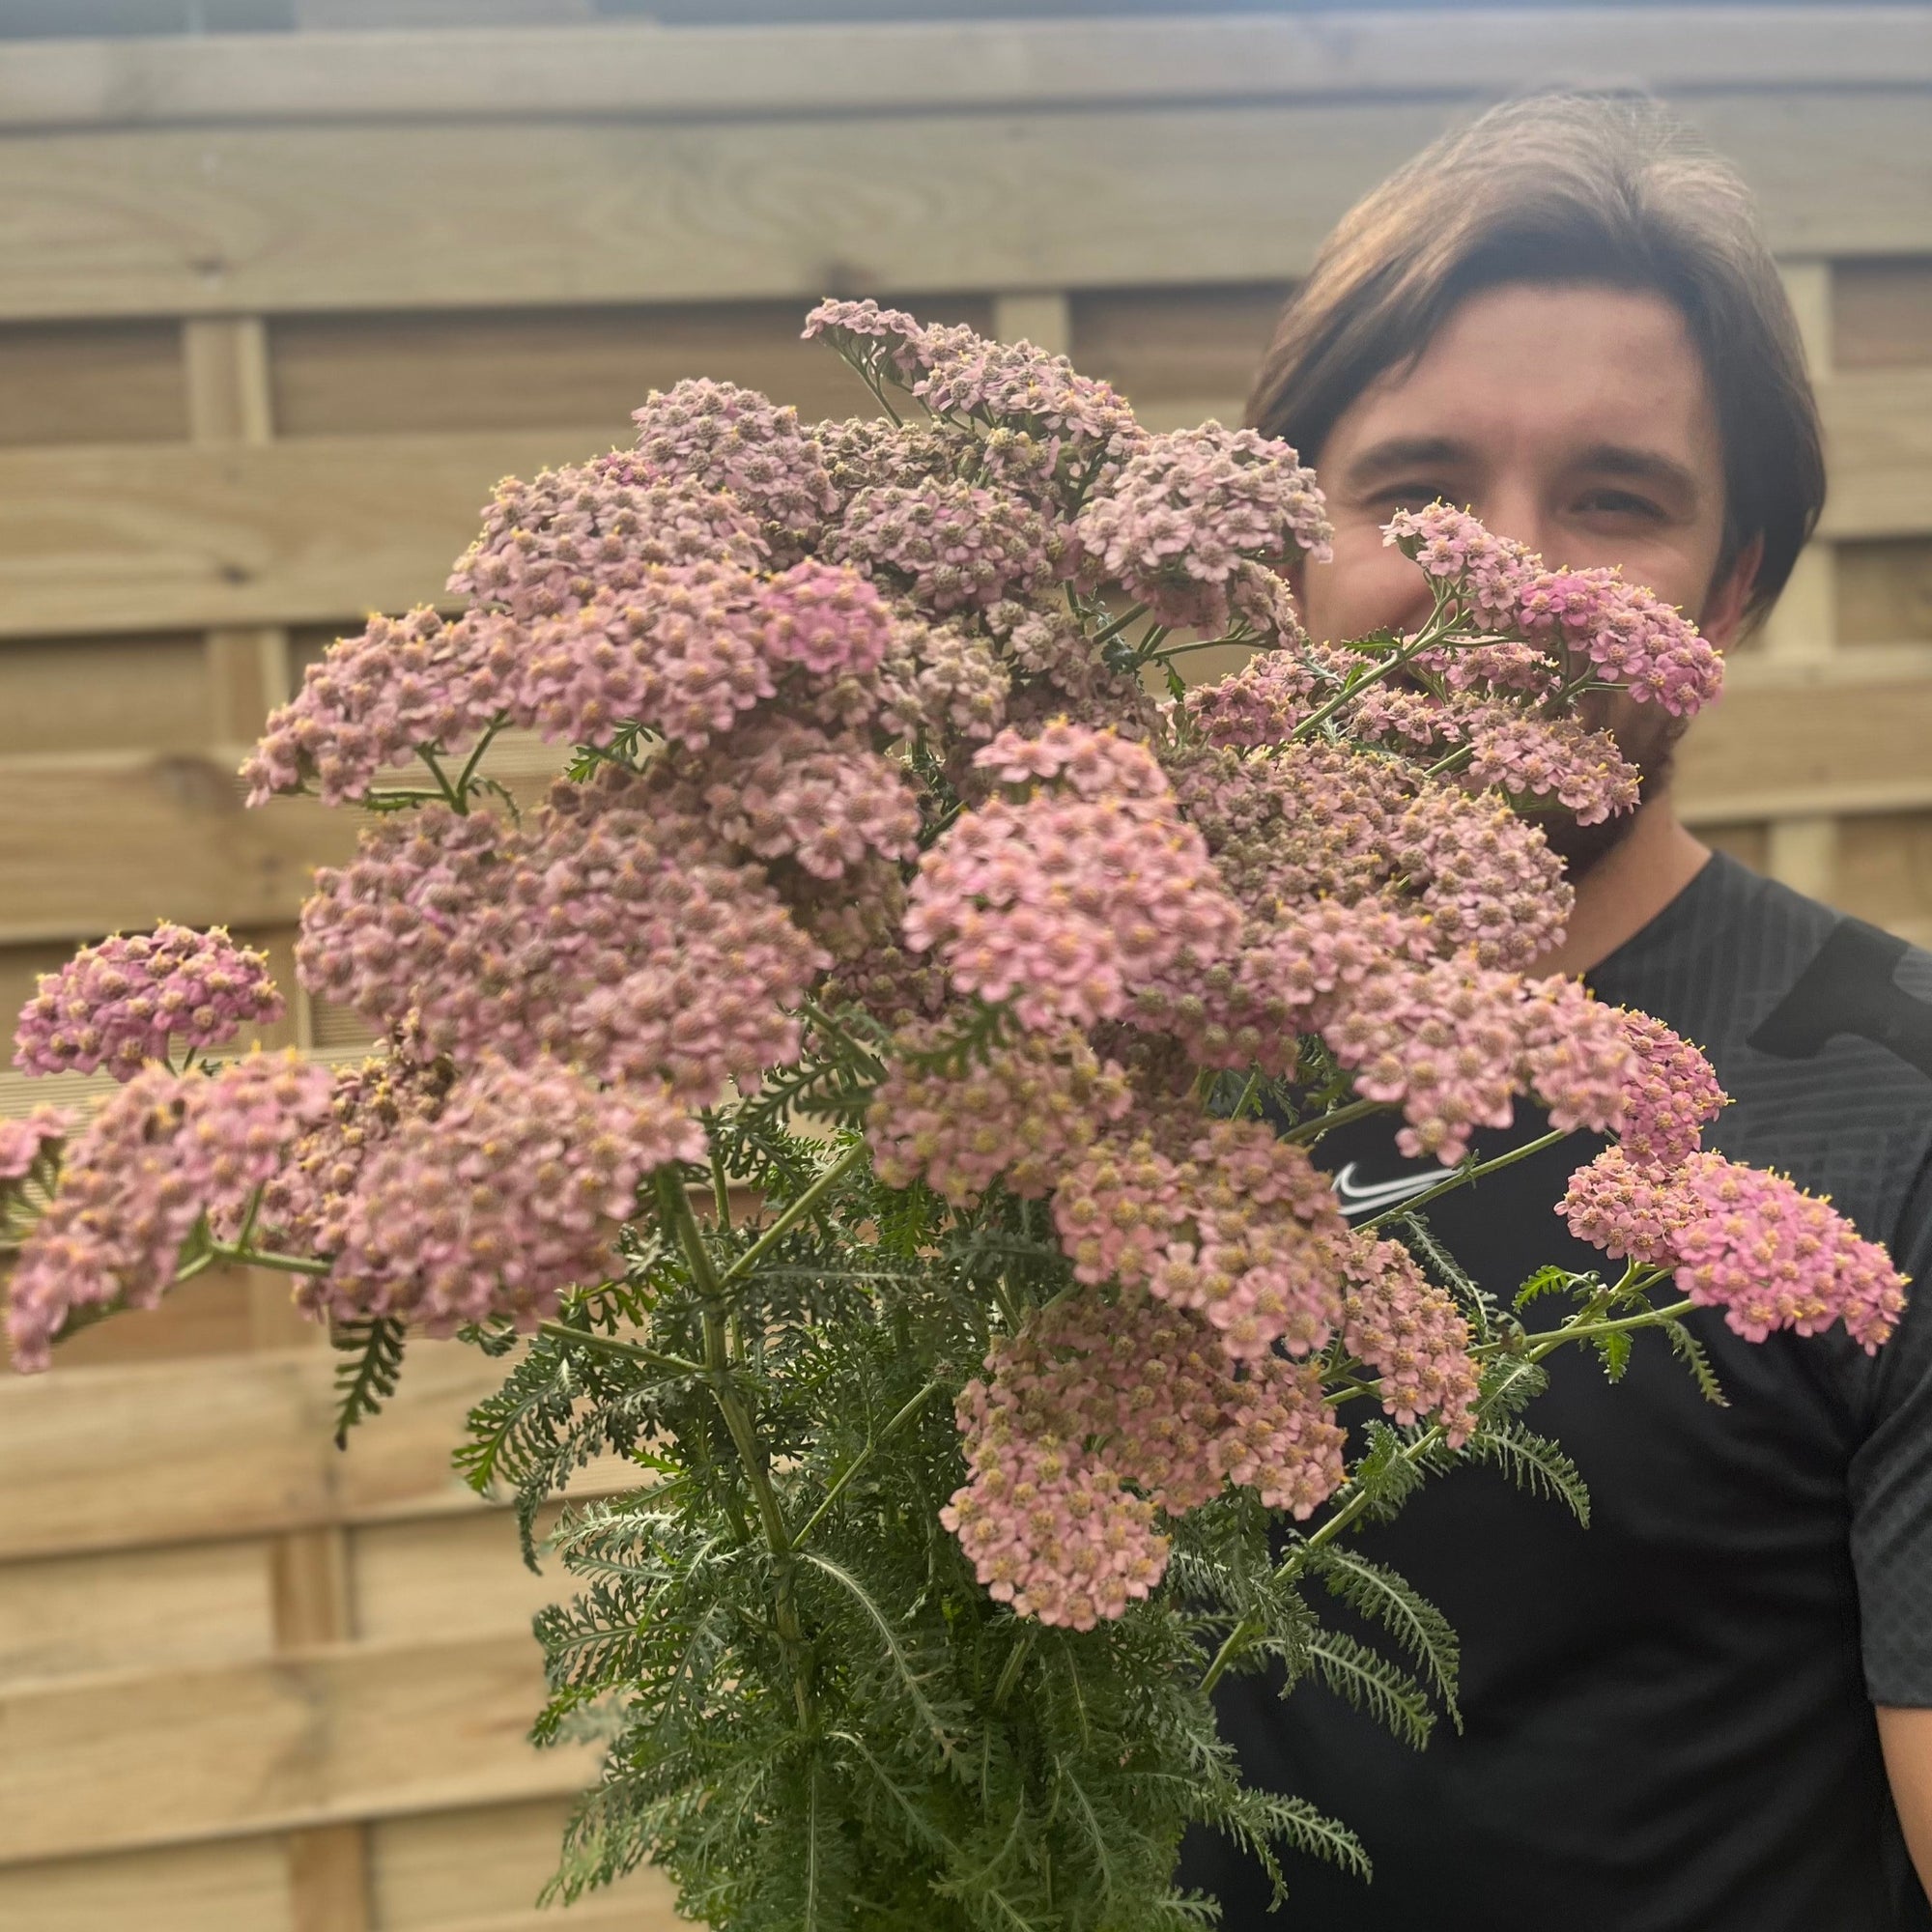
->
xmin=1577 ymin=490 xmax=1664 ymax=520
xmin=1370 ymin=482 xmax=1453 ymax=510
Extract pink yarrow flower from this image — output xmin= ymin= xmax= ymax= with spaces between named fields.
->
xmin=6 ymin=1052 xmax=332 ymax=1372
xmin=14 ymin=923 xmax=283 ymax=1081
xmin=1560 ymin=1147 xmax=1906 ymax=1351
xmin=0 ymin=1106 xmax=70 ymax=1181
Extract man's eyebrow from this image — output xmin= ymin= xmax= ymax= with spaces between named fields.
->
xmin=1572 ymin=442 xmax=1704 ymax=501
xmin=1339 ymin=436 xmax=1472 ymax=487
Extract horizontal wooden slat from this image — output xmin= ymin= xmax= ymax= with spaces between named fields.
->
xmin=0 ymin=1538 xmax=273 ymax=1686
xmin=1816 ymin=369 xmax=1932 ymax=539
xmin=0 ymin=1836 xmax=294 ymax=1932
xmin=2 ymin=1336 xmax=553 ymax=1562
xmin=4 ymin=12 xmax=1928 ymax=130
xmin=3 ymin=92 xmax=1929 ymax=325
xmin=1839 ymin=538 xmax=1932 ymax=643
xmin=268 ymin=299 xmax=956 ymax=439
xmin=6 ymin=363 xmax=1928 ymax=640
xmin=0 ymin=430 xmax=598 ymax=639
xmin=1676 ymin=662 xmax=1932 ymax=822
xmin=0 ymin=320 xmax=186 ymax=446
xmin=353 ymin=1509 xmax=575 ymax=1648
xmin=1836 ymin=810 xmax=1932 ymax=952
xmin=0 ymin=1631 xmax=593 ymax=1864
xmin=1 ymin=1325 xmax=647 ymax=1562
xmin=0 ymin=633 xmax=211 ymax=754
xmin=372 ymin=1797 xmax=679 ymax=1931
xmin=0 ymin=751 xmax=359 ymax=943
xmin=1835 ymin=258 xmax=1932 ymax=370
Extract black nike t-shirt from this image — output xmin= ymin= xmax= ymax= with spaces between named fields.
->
xmin=1181 ymin=852 xmax=1932 ymax=1928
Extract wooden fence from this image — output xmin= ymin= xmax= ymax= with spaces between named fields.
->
xmin=0 ymin=8 xmax=1929 ymax=1928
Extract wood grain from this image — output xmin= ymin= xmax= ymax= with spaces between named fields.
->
xmin=0 ymin=1632 xmax=596 ymax=1863
xmin=0 ymin=1539 xmax=274 ymax=1685
xmin=0 ymin=319 xmax=186 ymax=445
xmin=370 ymin=1796 xmax=680 ymax=1930
xmin=1839 ymin=539 xmax=1932 ymax=644
xmin=0 ymin=751 xmax=359 ymax=944
xmin=0 ymin=1335 xmax=645 ymax=1563
xmin=1834 ymin=259 xmax=1932 ymax=369
xmin=0 ymin=1836 xmax=294 ymax=1932
xmin=3 ymin=95 xmax=1928 ymax=325
xmin=3 ymin=11 xmax=1926 ymax=128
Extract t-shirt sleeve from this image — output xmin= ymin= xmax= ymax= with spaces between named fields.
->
xmin=1850 ymin=1157 xmax=1932 ymax=1706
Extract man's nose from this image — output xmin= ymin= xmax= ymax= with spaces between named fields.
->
xmin=1463 ymin=487 xmax=1550 ymax=559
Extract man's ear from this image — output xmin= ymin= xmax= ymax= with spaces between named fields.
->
xmin=1699 ymin=532 xmax=1765 ymax=651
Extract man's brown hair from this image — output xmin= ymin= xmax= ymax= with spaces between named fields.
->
xmin=1246 ymin=90 xmax=1826 ymax=622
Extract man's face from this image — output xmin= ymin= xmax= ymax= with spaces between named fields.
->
xmin=1293 ymin=281 xmax=1755 ymax=865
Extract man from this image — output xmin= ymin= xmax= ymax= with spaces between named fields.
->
xmin=1179 ymin=92 xmax=1932 ymax=1928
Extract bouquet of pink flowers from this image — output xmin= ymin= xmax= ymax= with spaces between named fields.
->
xmin=0 ymin=302 xmax=1903 ymax=1927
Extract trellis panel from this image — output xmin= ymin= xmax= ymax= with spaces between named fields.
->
xmin=3 ymin=93 xmax=1930 ymax=327
xmin=3 ymin=10 xmax=1928 ymax=127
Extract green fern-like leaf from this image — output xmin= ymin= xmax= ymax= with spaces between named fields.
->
xmin=1309 ymin=1546 xmax=1461 ymax=1726
xmin=1302 ymin=1629 xmax=1436 ymax=1749
xmin=329 ymin=1315 xmax=406 ymax=1448
xmin=1666 ymin=1318 xmax=1730 ymax=1406
xmin=1463 ymin=1420 xmax=1592 ymax=1526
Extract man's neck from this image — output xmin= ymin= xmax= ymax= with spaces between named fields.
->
xmin=1530 ymin=795 xmax=1712 ymax=980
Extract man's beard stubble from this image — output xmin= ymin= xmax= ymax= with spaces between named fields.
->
xmin=1536 ymin=703 xmax=1688 ymax=885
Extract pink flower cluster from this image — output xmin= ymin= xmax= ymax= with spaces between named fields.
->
xmin=1070 ymin=425 xmax=1332 ymax=631
xmin=6 ymin=1052 xmax=332 ymax=1371
xmin=1053 ymin=1117 xmax=1352 ymax=1359
xmin=803 ymin=299 xmax=1143 ymax=487
xmin=14 ymin=923 xmax=283 ymax=1079
xmin=1343 ymin=1236 xmax=1481 ymax=1444
xmin=1181 ymin=648 xmax=1332 ymax=751
xmin=243 ymin=609 xmax=517 ymax=808
xmin=941 ymin=1293 xmax=1346 ymax=1628
xmin=1617 ymin=1012 xmax=1727 ymax=1168
xmin=867 ymin=1025 xmax=1132 ymax=1206
xmin=298 ymin=796 xmax=825 ymax=1103
xmin=696 ymin=720 xmax=920 ymax=880
xmin=299 ymin=1055 xmax=701 ymax=1336
xmin=447 ymin=466 xmax=763 ymax=622
xmin=1165 ymin=742 xmax=1571 ymax=969
xmin=905 ymin=725 xmax=1243 ymax=1028
xmin=1325 ymin=963 xmax=1630 ymax=1163
xmin=831 ymin=478 xmax=1061 ymax=612
xmin=1561 ymin=1147 xmax=1905 ymax=1351
xmin=0 ymin=1106 xmax=69 ymax=1181
xmin=1384 ymin=504 xmax=1724 ymax=717
xmin=628 ymin=379 xmax=837 ymax=562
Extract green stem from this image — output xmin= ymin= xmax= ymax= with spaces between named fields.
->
xmin=1203 ymin=1284 xmax=1700 ymax=1693
xmin=1200 ymin=1422 xmax=1448 ymax=1693
xmin=1280 ymin=1094 xmax=1390 ymax=1145
xmin=211 ymin=1240 xmax=333 ymax=1278
xmin=536 ymin=1321 xmax=705 ymax=1379
xmin=417 ymin=747 xmax=466 ymax=814
xmin=991 ymin=1628 xmax=1037 ymax=1711
xmin=1357 ymin=1127 xmax=1569 ymax=1234
xmin=1423 ymin=744 xmax=1475 ymax=781
xmin=654 ymin=1170 xmax=815 ymax=1724
xmin=1526 ymin=1294 xmax=1693 ymax=1362
xmin=451 ymin=718 xmax=504 ymax=800
xmin=716 ymin=1140 xmax=867 ymax=1290
xmin=1091 ymin=601 xmax=1151 ymax=650
xmin=790 ymin=1379 xmax=944 ymax=1550
xmin=1290 ymin=597 xmax=1456 ymax=742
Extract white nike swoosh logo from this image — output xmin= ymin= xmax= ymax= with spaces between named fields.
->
xmin=1329 ymin=1160 xmax=1441 ymax=1219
